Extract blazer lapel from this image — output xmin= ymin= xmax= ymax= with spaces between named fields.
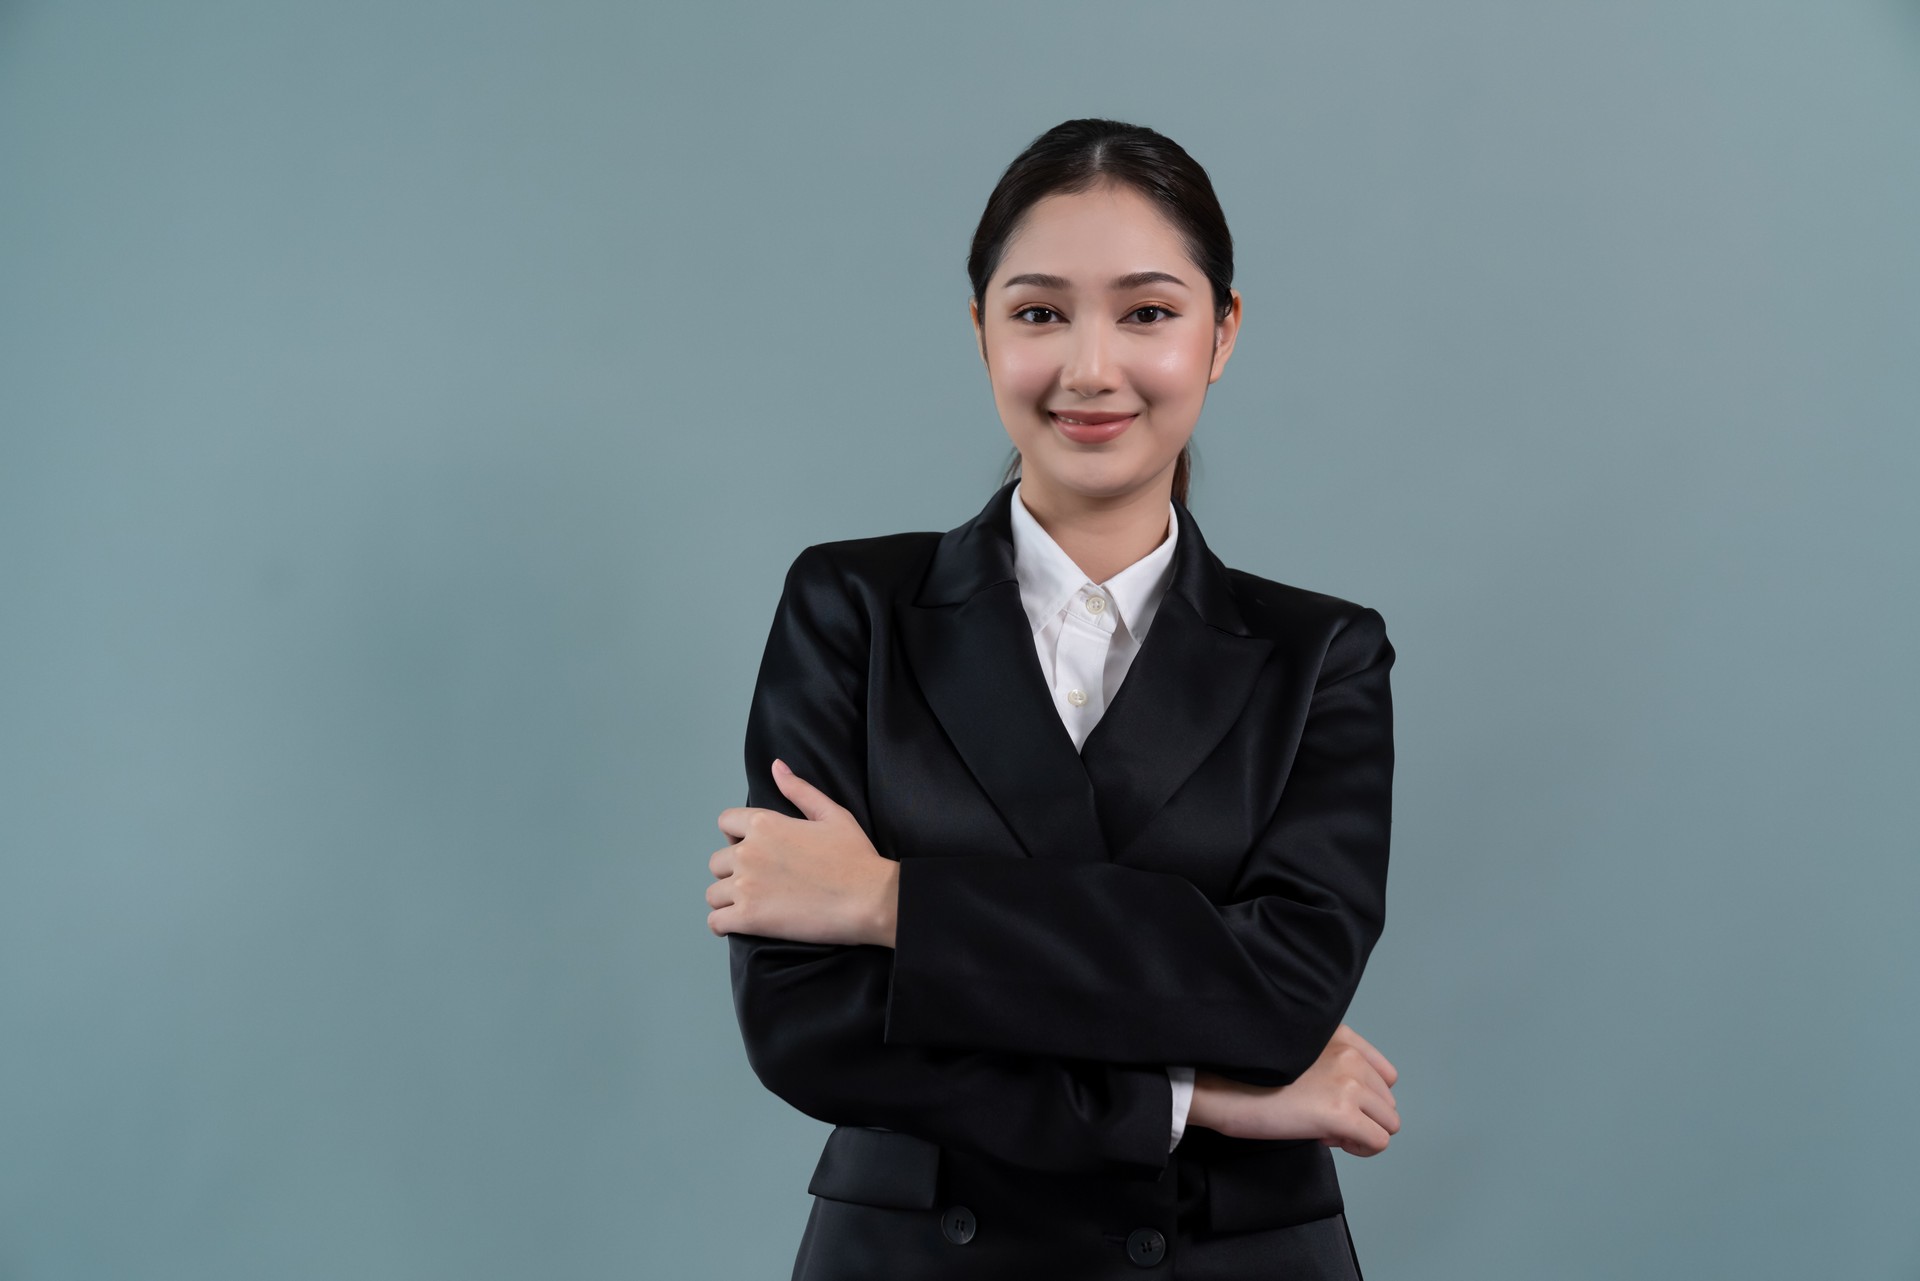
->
xmin=1079 ymin=497 xmax=1274 ymax=858
xmin=897 ymin=479 xmax=1271 ymax=865
xmin=897 ymin=481 xmax=1106 ymax=862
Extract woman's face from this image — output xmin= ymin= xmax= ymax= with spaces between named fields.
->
xmin=971 ymin=180 xmax=1241 ymax=509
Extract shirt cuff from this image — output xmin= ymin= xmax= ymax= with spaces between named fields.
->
xmin=1167 ymin=1065 xmax=1196 ymax=1150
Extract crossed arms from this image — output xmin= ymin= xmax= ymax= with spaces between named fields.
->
xmin=723 ymin=545 xmax=1396 ymax=1179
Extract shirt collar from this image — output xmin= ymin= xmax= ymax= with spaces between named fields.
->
xmin=1008 ymin=479 xmax=1179 ymax=641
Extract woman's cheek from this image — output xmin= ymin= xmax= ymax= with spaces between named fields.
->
xmin=992 ymin=353 xmax=1060 ymax=419
xmin=1138 ymin=343 xmax=1214 ymax=415
xmin=1159 ymin=334 xmax=1217 ymax=383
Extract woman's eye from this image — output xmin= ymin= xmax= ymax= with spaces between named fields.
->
xmin=1129 ymin=305 xmax=1173 ymax=323
xmin=1014 ymin=306 xmax=1060 ymax=324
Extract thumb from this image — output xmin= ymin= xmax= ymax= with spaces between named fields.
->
xmin=772 ymin=759 xmax=840 ymax=822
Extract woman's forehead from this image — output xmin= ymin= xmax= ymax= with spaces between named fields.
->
xmin=995 ymin=185 xmax=1196 ymax=287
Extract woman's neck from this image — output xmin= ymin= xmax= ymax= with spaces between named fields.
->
xmin=1016 ymin=474 xmax=1174 ymax=585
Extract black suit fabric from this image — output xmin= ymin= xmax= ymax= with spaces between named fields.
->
xmin=730 ymin=479 xmax=1394 ymax=1279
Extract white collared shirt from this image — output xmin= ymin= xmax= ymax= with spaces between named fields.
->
xmin=1007 ymin=480 xmax=1198 ymax=1151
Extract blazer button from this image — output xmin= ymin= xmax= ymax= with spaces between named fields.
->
xmin=940 ymin=1205 xmax=976 ymax=1245
xmin=1125 ymin=1226 xmax=1166 ymax=1267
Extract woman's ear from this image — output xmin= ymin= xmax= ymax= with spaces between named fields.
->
xmin=1208 ymin=289 xmax=1243 ymax=384
xmin=968 ymin=296 xmax=988 ymax=370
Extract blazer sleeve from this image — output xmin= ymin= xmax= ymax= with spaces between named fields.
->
xmin=884 ymin=605 xmax=1395 ymax=1089
xmin=726 ymin=544 xmax=1176 ymax=1178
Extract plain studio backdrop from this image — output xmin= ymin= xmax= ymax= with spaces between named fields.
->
xmin=2 ymin=2 xmax=1916 ymax=1277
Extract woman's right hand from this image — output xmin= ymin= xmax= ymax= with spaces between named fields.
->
xmin=1187 ymin=1024 xmax=1400 ymax=1156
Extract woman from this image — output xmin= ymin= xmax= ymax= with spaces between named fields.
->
xmin=707 ymin=118 xmax=1400 ymax=1280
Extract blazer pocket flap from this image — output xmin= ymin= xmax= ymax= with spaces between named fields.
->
xmin=1205 ymin=1138 xmax=1345 ymax=1234
xmin=806 ymin=1126 xmax=942 ymax=1210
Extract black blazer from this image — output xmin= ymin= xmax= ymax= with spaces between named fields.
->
xmin=730 ymin=478 xmax=1395 ymax=1254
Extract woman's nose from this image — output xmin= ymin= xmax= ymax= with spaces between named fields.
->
xmin=1059 ymin=321 xmax=1119 ymax=396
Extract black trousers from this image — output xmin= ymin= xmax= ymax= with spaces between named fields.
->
xmin=789 ymin=1143 xmax=1364 ymax=1280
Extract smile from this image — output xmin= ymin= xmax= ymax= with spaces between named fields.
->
xmin=1048 ymin=411 xmax=1138 ymax=443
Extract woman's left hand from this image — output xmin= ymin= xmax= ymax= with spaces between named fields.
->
xmin=707 ymin=759 xmax=900 ymax=948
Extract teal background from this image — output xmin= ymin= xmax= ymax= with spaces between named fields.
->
xmin=3 ymin=2 xmax=1917 ymax=1277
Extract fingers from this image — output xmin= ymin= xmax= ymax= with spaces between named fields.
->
xmin=714 ymin=763 xmax=844 ymax=844
xmin=1355 ymin=1077 xmax=1400 ymax=1139
xmin=771 ymin=759 xmax=842 ymax=822
xmin=1337 ymin=1112 xmax=1394 ymax=1157
xmin=1324 ymin=1052 xmax=1396 ymax=1130
xmin=1345 ymin=1056 xmax=1399 ymax=1134
xmin=1318 ymin=1031 xmax=1402 ymax=1157
xmin=714 ymin=804 xmax=790 ymax=841
xmin=1324 ymin=1040 xmax=1393 ymax=1106
xmin=1323 ymin=1086 xmax=1395 ymax=1157
xmin=1351 ymin=1054 xmax=1395 ymax=1111
xmin=1332 ymin=1024 xmax=1398 ymax=1088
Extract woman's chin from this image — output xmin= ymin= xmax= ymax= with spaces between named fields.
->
xmin=1021 ymin=458 xmax=1167 ymax=502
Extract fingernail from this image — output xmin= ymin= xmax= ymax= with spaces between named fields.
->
xmin=772 ymin=758 xmax=789 ymax=774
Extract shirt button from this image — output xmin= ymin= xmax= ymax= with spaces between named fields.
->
xmin=1125 ymin=1226 xmax=1166 ymax=1266
xmin=1066 ymin=688 xmax=1088 ymax=707
xmin=940 ymin=1205 xmax=977 ymax=1245
xmin=1085 ymin=595 xmax=1107 ymax=614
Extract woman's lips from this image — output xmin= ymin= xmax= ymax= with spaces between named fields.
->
xmin=1049 ymin=411 xmax=1137 ymax=443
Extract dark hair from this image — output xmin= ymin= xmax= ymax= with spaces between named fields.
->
xmin=971 ymin=118 xmax=1235 ymax=507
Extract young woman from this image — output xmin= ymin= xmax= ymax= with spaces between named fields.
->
xmin=707 ymin=118 xmax=1400 ymax=1280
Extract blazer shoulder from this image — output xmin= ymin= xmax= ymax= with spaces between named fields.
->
xmin=1222 ymin=566 xmax=1392 ymax=677
xmin=759 ymin=533 xmax=942 ymax=673
xmin=783 ymin=530 xmax=944 ymax=598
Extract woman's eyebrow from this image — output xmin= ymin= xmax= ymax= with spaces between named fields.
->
xmin=1001 ymin=271 xmax=1189 ymax=291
